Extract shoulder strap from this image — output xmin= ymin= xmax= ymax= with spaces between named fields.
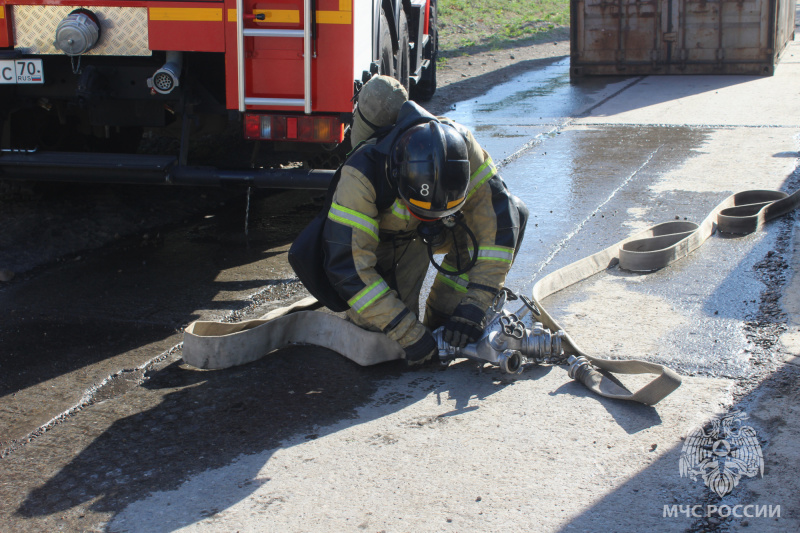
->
xmin=339 ymin=144 xmax=394 ymax=212
xmin=321 ymin=164 xmax=343 ymax=211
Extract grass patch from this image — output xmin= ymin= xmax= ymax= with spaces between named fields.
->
xmin=438 ymin=0 xmax=569 ymax=56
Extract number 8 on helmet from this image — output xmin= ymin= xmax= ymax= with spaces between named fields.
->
xmin=390 ymin=121 xmax=471 ymax=221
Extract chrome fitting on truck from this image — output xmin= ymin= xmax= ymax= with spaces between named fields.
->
xmin=54 ymin=9 xmax=101 ymax=56
xmin=147 ymin=51 xmax=183 ymax=95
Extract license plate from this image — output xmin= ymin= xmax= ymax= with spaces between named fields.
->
xmin=0 ymin=59 xmax=44 ymax=84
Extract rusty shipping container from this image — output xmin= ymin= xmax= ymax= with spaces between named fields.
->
xmin=571 ymin=0 xmax=797 ymax=76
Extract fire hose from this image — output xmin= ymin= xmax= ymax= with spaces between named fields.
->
xmin=183 ymin=187 xmax=800 ymax=405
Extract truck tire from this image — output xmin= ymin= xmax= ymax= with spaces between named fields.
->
xmin=394 ymin=10 xmax=410 ymax=92
xmin=379 ymin=9 xmax=394 ymax=78
xmin=411 ymin=1 xmax=438 ymax=101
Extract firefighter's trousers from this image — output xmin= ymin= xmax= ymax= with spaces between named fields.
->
xmin=345 ymin=229 xmax=479 ymax=336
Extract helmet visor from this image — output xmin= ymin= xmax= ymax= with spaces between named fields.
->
xmin=403 ymin=188 xmax=467 ymax=219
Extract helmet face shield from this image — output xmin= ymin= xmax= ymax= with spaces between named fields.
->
xmin=391 ymin=121 xmax=470 ymax=219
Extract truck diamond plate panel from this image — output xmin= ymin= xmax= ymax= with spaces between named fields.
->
xmin=13 ymin=6 xmax=150 ymax=56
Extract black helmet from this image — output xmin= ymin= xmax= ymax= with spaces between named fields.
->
xmin=390 ymin=121 xmax=470 ymax=219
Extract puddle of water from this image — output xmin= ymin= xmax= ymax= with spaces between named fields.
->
xmin=448 ymin=59 xmax=565 ymax=124
xmin=439 ymin=57 xmax=652 ymax=178
xmin=499 ymin=127 xmax=698 ymax=290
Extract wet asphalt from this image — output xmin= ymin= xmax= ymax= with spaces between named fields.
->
xmin=1 ymin=184 xmax=381 ymax=529
xmin=2 ymin=48 xmax=800 ymax=531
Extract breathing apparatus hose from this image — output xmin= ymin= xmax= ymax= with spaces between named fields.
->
xmin=418 ymin=212 xmax=479 ymax=276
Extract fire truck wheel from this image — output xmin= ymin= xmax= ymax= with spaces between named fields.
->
xmin=411 ymin=1 xmax=438 ymax=101
xmin=394 ymin=10 xmax=410 ymax=92
xmin=379 ymin=9 xmax=394 ymax=78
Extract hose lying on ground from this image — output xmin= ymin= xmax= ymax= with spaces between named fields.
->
xmin=183 ymin=188 xmax=800 ymax=405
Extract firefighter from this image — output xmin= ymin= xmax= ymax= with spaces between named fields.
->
xmin=322 ymin=76 xmax=527 ymax=364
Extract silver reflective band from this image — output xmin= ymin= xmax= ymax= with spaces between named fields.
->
xmin=348 ymin=279 xmax=390 ymax=313
xmin=436 ymin=269 xmax=469 ymax=293
xmin=391 ymin=200 xmax=410 ymax=220
xmin=467 ymin=157 xmax=496 ymax=198
xmin=328 ymin=202 xmax=379 ymax=241
xmin=477 ymin=246 xmax=514 ymax=263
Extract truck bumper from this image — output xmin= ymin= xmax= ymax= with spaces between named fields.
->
xmin=0 ymin=151 xmax=335 ymax=189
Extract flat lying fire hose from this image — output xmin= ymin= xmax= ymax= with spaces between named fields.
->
xmin=530 ymin=188 xmax=800 ymax=404
xmin=184 ymin=297 xmax=403 ymax=369
xmin=183 ymin=188 xmax=799 ymax=405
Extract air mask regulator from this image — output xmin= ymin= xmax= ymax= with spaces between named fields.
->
xmin=416 ymin=212 xmax=479 ymax=276
xmin=433 ymin=288 xmax=567 ymax=375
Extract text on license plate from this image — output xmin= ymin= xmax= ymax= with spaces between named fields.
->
xmin=0 ymin=59 xmax=44 ymax=84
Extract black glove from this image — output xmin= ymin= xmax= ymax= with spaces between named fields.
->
xmin=443 ymin=303 xmax=485 ymax=348
xmin=403 ymin=330 xmax=437 ymax=365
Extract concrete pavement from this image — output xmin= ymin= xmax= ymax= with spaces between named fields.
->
xmin=105 ymin=40 xmax=800 ymax=532
xmin=2 ymin=35 xmax=799 ymax=533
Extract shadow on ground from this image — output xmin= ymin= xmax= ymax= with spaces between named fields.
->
xmin=14 ymin=353 xmax=524 ymax=531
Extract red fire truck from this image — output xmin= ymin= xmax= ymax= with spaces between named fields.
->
xmin=0 ymin=0 xmax=438 ymax=188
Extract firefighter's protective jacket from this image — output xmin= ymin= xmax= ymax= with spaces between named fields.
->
xmin=322 ymin=103 xmax=524 ymax=348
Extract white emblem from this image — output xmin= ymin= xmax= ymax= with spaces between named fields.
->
xmin=679 ymin=411 xmax=763 ymax=497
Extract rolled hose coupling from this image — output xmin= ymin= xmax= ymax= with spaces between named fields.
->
xmin=516 ymin=321 xmax=565 ymax=360
xmin=568 ymin=355 xmax=598 ymax=383
xmin=433 ymin=312 xmax=565 ymax=374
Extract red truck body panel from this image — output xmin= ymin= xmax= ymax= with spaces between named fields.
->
xmin=2 ymin=0 xmax=358 ymax=111
xmin=223 ymin=0 xmax=356 ymax=112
